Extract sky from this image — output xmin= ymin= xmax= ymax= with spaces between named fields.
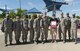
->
xmin=0 ymin=0 xmax=80 ymax=17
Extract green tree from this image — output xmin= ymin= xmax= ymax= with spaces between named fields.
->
xmin=76 ymin=16 xmax=80 ymax=19
xmin=1 ymin=11 xmax=6 ymax=18
xmin=9 ymin=10 xmax=16 ymax=18
xmin=16 ymin=8 xmax=21 ymax=17
xmin=16 ymin=8 xmax=27 ymax=18
xmin=22 ymin=10 xmax=27 ymax=15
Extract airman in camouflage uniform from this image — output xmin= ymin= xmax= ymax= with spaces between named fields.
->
xmin=1 ymin=14 xmax=13 ymax=46
xmin=29 ymin=15 xmax=35 ymax=43
xmin=22 ymin=15 xmax=28 ymax=43
xmin=34 ymin=15 xmax=42 ymax=44
xmin=13 ymin=16 xmax=22 ymax=44
xmin=58 ymin=13 xmax=64 ymax=41
xmin=71 ymin=14 xmax=78 ymax=44
xmin=65 ymin=13 xmax=71 ymax=41
xmin=41 ymin=12 xmax=49 ymax=43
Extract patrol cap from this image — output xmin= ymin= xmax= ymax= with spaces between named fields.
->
xmin=37 ymin=14 xmax=40 ymax=17
xmin=52 ymin=14 xmax=56 ymax=18
xmin=72 ymin=13 xmax=75 ymax=16
xmin=31 ymin=14 xmax=34 ymax=19
xmin=72 ymin=13 xmax=76 ymax=18
xmin=43 ymin=12 xmax=47 ymax=16
xmin=61 ymin=12 xmax=63 ymax=15
xmin=6 ymin=14 xmax=8 ymax=17
xmin=16 ymin=16 xmax=20 ymax=19
xmin=31 ymin=14 xmax=34 ymax=17
xmin=23 ymin=15 xmax=26 ymax=18
xmin=6 ymin=14 xmax=9 ymax=17
xmin=61 ymin=12 xmax=64 ymax=18
xmin=66 ymin=13 xmax=69 ymax=15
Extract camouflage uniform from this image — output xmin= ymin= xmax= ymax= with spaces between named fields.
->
xmin=41 ymin=17 xmax=49 ymax=42
xmin=65 ymin=17 xmax=71 ymax=41
xmin=71 ymin=17 xmax=78 ymax=44
xmin=22 ymin=19 xmax=28 ymax=43
xmin=1 ymin=18 xmax=13 ymax=45
xmin=57 ymin=18 xmax=62 ymax=40
xmin=13 ymin=18 xmax=22 ymax=44
xmin=60 ymin=18 xmax=66 ymax=43
xmin=34 ymin=18 xmax=42 ymax=43
xmin=29 ymin=19 xmax=34 ymax=42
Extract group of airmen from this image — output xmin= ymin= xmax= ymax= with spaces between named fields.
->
xmin=58 ymin=13 xmax=78 ymax=44
xmin=1 ymin=12 xmax=79 ymax=46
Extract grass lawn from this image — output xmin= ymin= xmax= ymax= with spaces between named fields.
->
xmin=0 ymin=18 xmax=30 ymax=23
xmin=0 ymin=18 xmax=17 ymax=23
xmin=0 ymin=18 xmax=4 ymax=23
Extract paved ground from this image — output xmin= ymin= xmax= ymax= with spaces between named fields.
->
xmin=0 ymin=25 xmax=80 ymax=51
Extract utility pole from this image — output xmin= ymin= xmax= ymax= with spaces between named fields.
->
xmin=19 ymin=0 xmax=22 ymax=17
xmin=19 ymin=0 xmax=21 ymax=10
xmin=5 ymin=4 xmax=7 ymax=16
xmin=52 ymin=0 xmax=56 ymax=18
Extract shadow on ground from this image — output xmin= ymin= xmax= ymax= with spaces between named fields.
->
xmin=6 ymin=38 xmax=80 ymax=47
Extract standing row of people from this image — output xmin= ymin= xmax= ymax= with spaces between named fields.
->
xmin=1 ymin=12 xmax=79 ymax=46
xmin=58 ymin=13 xmax=78 ymax=44
xmin=1 ymin=14 xmax=49 ymax=46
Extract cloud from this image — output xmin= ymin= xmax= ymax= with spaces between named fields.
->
xmin=64 ymin=0 xmax=73 ymax=2
xmin=64 ymin=0 xmax=78 ymax=6
xmin=71 ymin=9 xmax=80 ymax=16
xmin=72 ymin=9 xmax=80 ymax=12
xmin=64 ymin=0 xmax=73 ymax=4
xmin=27 ymin=2 xmax=35 ymax=8
xmin=0 ymin=6 xmax=12 ymax=9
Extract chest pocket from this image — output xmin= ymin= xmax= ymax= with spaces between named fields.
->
xmin=5 ymin=20 xmax=12 ymax=27
xmin=30 ymin=20 xmax=34 ymax=28
xmin=16 ymin=21 xmax=21 ymax=28
xmin=65 ymin=18 xmax=71 ymax=26
xmin=23 ymin=21 xmax=28 ymax=27
xmin=36 ymin=20 xmax=40 ymax=28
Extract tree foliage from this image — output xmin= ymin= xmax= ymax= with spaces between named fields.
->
xmin=9 ymin=10 xmax=16 ymax=18
xmin=76 ymin=16 xmax=80 ymax=19
xmin=1 ymin=11 xmax=6 ymax=18
xmin=16 ymin=8 xmax=27 ymax=18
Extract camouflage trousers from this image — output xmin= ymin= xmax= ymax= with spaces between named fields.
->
xmin=41 ymin=28 xmax=48 ymax=41
xmin=29 ymin=29 xmax=34 ymax=41
xmin=22 ymin=30 xmax=28 ymax=42
xmin=35 ymin=29 xmax=40 ymax=41
xmin=71 ymin=29 xmax=77 ymax=43
xmin=57 ymin=25 xmax=62 ymax=40
xmin=4 ymin=30 xmax=13 ymax=44
xmin=14 ymin=30 xmax=21 ymax=42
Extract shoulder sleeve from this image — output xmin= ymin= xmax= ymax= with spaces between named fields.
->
xmin=33 ymin=19 xmax=36 ymax=28
xmin=40 ymin=19 xmax=43 ymax=27
xmin=11 ymin=19 xmax=14 ymax=29
xmin=28 ymin=20 xmax=30 ymax=28
xmin=13 ymin=21 xmax=16 ymax=30
xmin=62 ymin=18 xmax=66 ymax=26
xmin=47 ymin=18 xmax=50 ymax=26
